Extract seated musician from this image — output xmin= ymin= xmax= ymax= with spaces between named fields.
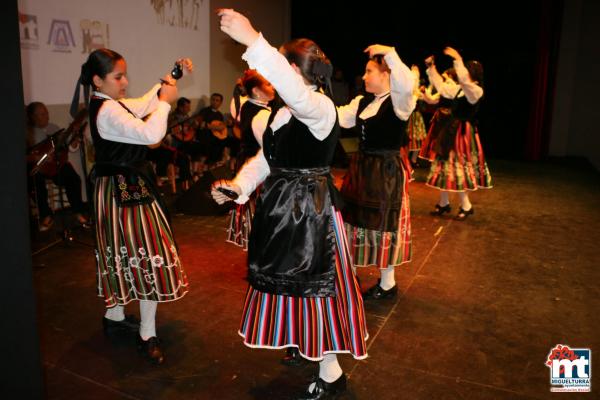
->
xmin=168 ymin=97 xmax=203 ymax=181
xmin=26 ymin=102 xmax=89 ymax=231
xmin=196 ymin=93 xmax=229 ymax=169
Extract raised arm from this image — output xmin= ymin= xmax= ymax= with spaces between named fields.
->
xmin=365 ymin=45 xmax=416 ymax=121
xmin=218 ymin=9 xmax=336 ymax=140
xmin=444 ymin=47 xmax=483 ymax=104
xmin=96 ymin=80 xmax=178 ymax=145
xmin=425 ymin=55 xmax=461 ymax=99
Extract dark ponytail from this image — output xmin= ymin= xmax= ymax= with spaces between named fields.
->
xmin=70 ymin=48 xmax=124 ymax=118
xmin=280 ymin=38 xmax=334 ymax=98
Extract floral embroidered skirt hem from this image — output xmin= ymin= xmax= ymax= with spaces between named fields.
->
xmin=238 ymin=209 xmax=368 ymax=361
xmin=94 ymin=177 xmax=189 ymax=308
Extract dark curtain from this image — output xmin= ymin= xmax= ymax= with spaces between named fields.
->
xmin=525 ymin=0 xmax=564 ymax=160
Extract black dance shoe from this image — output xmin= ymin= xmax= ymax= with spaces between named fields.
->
xmin=454 ymin=207 xmax=474 ymax=221
xmin=430 ymin=203 xmax=451 ymax=216
xmin=363 ymin=282 xmax=398 ymax=300
xmin=102 ymin=314 xmax=140 ymax=337
xmin=296 ymin=374 xmax=347 ymax=400
xmin=137 ymin=335 xmax=165 ymax=365
xmin=281 ymin=347 xmax=306 ymax=367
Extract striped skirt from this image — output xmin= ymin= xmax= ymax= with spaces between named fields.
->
xmin=407 ymin=110 xmax=427 ymax=151
xmin=344 ymin=164 xmax=411 ymax=269
xmin=425 ymin=122 xmax=493 ymax=191
xmin=226 ymin=192 xmax=257 ymax=251
xmin=94 ymin=176 xmax=189 ymax=308
xmin=238 ymin=209 xmax=368 ymax=361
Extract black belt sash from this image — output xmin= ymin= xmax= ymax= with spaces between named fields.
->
xmin=247 ymin=166 xmax=338 ymax=298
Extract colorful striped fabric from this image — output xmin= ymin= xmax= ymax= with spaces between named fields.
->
xmin=425 ymin=122 xmax=493 ymax=191
xmin=344 ymin=164 xmax=411 ymax=269
xmin=226 ymin=196 xmax=256 ymax=251
xmin=407 ymin=110 xmax=427 ymax=151
xmin=94 ymin=177 xmax=189 ymax=307
xmin=238 ymin=208 xmax=368 ymax=361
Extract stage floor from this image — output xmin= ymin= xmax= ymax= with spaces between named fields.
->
xmin=31 ymin=158 xmax=599 ymax=399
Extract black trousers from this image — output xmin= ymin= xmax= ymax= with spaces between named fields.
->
xmin=32 ymin=163 xmax=85 ymax=219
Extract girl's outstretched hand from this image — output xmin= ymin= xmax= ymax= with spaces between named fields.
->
xmin=443 ymin=47 xmax=462 ymax=61
xmin=217 ymin=8 xmax=259 ymax=47
xmin=364 ymin=44 xmax=393 ymax=58
xmin=211 ymin=179 xmax=242 ymax=204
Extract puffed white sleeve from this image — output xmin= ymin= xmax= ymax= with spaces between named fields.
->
xmin=385 ymin=49 xmax=416 ymax=121
xmin=454 ymin=59 xmax=484 ymax=104
xmin=119 ymin=83 xmax=163 ymax=118
xmin=96 ymin=99 xmax=171 ymax=145
xmin=426 ymin=65 xmax=460 ymax=99
xmin=336 ymin=95 xmax=363 ymax=129
xmin=232 ymin=149 xmax=270 ymax=204
xmin=242 ymin=34 xmax=336 ymax=141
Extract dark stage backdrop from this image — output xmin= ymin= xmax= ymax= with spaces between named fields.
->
xmin=291 ymin=0 xmax=564 ymax=160
xmin=0 ymin=0 xmax=44 ymax=398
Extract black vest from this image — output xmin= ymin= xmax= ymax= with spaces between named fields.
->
xmin=237 ymin=101 xmax=266 ymax=166
xmin=89 ymin=97 xmax=148 ymax=165
xmin=451 ymin=94 xmax=480 ymax=124
xmin=356 ymin=94 xmax=409 ymax=151
xmin=263 ymin=111 xmax=339 ymax=168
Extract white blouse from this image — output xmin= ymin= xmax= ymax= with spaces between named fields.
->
xmin=426 ymin=58 xmax=483 ymax=104
xmin=232 ymin=34 xmax=337 ymax=203
xmin=93 ymin=84 xmax=171 ymax=145
xmin=337 ymin=48 xmax=416 ymax=129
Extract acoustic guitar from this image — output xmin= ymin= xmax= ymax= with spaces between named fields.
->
xmin=208 ymin=120 xmax=228 ymax=140
xmin=169 ymin=113 xmax=202 ymax=142
xmin=28 ymin=109 xmax=88 ymax=176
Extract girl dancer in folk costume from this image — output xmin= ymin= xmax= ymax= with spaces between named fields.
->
xmin=337 ymin=44 xmax=416 ymax=300
xmin=214 ymin=9 xmax=368 ymax=399
xmin=419 ymin=47 xmax=492 ymax=220
xmin=407 ymin=65 xmax=428 ymax=166
xmin=226 ymin=70 xmax=274 ymax=250
xmin=79 ymin=49 xmax=191 ymax=364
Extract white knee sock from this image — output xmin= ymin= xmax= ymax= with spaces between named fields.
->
xmin=379 ymin=265 xmax=396 ymax=290
xmin=458 ymin=192 xmax=472 ymax=211
xmin=139 ymin=300 xmax=157 ymax=340
xmin=439 ymin=191 xmax=450 ymax=207
xmin=318 ymin=354 xmax=343 ymax=383
xmin=104 ymin=305 xmax=125 ymax=321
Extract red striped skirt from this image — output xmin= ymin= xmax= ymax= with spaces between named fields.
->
xmin=94 ymin=176 xmax=189 ymax=307
xmin=344 ymin=162 xmax=411 ymax=269
xmin=238 ymin=209 xmax=368 ymax=361
xmin=407 ymin=110 xmax=427 ymax=151
xmin=425 ymin=122 xmax=492 ymax=191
